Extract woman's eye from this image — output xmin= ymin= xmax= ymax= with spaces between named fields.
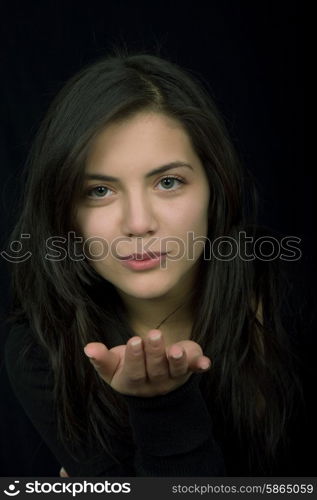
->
xmin=86 ymin=186 xmax=112 ymax=199
xmin=85 ymin=176 xmax=184 ymax=199
xmin=156 ymin=176 xmax=184 ymax=191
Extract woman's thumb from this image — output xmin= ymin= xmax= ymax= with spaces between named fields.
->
xmin=84 ymin=342 xmax=119 ymax=384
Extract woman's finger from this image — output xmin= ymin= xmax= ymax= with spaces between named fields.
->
xmin=167 ymin=345 xmax=189 ymax=378
xmin=83 ymin=342 xmax=120 ymax=384
xmin=191 ymin=355 xmax=212 ymax=372
xmin=59 ymin=467 xmax=69 ymax=477
xmin=122 ymin=336 xmax=147 ymax=385
xmin=173 ymin=340 xmax=211 ymax=373
xmin=143 ymin=330 xmax=169 ymax=382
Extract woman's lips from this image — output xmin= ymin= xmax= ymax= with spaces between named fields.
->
xmin=119 ymin=252 xmax=168 ymax=270
xmin=119 ymin=252 xmax=166 ymax=261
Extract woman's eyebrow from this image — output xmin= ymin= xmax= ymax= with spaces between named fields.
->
xmin=85 ymin=161 xmax=193 ymax=182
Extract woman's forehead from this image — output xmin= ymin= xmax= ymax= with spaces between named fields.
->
xmin=85 ymin=112 xmax=199 ymax=176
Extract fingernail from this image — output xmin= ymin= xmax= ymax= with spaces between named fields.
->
xmin=171 ymin=348 xmax=183 ymax=359
xmin=130 ymin=337 xmax=142 ymax=351
xmin=84 ymin=347 xmax=95 ymax=360
xmin=149 ymin=331 xmax=161 ymax=344
xmin=200 ymin=360 xmax=211 ymax=370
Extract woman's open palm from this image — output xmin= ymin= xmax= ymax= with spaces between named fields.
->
xmin=84 ymin=329 xmax=211 ymax=397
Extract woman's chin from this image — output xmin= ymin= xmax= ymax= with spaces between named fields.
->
xmin=112 ymin=276 xmax=179 ymax=301
xmin=117 ymin=286 xmax=172 ymax=301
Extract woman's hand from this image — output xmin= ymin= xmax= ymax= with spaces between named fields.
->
xmin=59 ymin=467 xmax=69 ymax=477
xmin=84 ymin=329 xmax=211 ymax=397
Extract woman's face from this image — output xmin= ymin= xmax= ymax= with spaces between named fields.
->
xmin=76 ymin=112 xmax=210 ymax=302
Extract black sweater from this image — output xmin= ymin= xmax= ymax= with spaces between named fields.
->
xmin=5 ymin=324 xmax=226 ymax=477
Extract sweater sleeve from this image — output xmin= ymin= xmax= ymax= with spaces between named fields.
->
xmin=4 ymin=324 xmax=133 ymax=477
xmin=123 ymin=374 xmax=226 ymax=476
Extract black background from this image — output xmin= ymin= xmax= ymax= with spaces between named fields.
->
xmin=0 ymin=1 xmax=314 ymax=476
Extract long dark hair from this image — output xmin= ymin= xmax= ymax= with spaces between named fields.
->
xmin=8 ymin=48 xmax=301 ymax=474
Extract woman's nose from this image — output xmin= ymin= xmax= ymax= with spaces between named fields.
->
xmin=121 ymin=192 xmax=158 ymax=237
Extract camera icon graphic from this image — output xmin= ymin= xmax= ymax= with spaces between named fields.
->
xmin=3 ymin=481 xmax=20 ymax=496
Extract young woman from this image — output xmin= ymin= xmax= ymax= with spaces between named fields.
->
xmin=5 ymin=51 xmax=300 ymax=477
